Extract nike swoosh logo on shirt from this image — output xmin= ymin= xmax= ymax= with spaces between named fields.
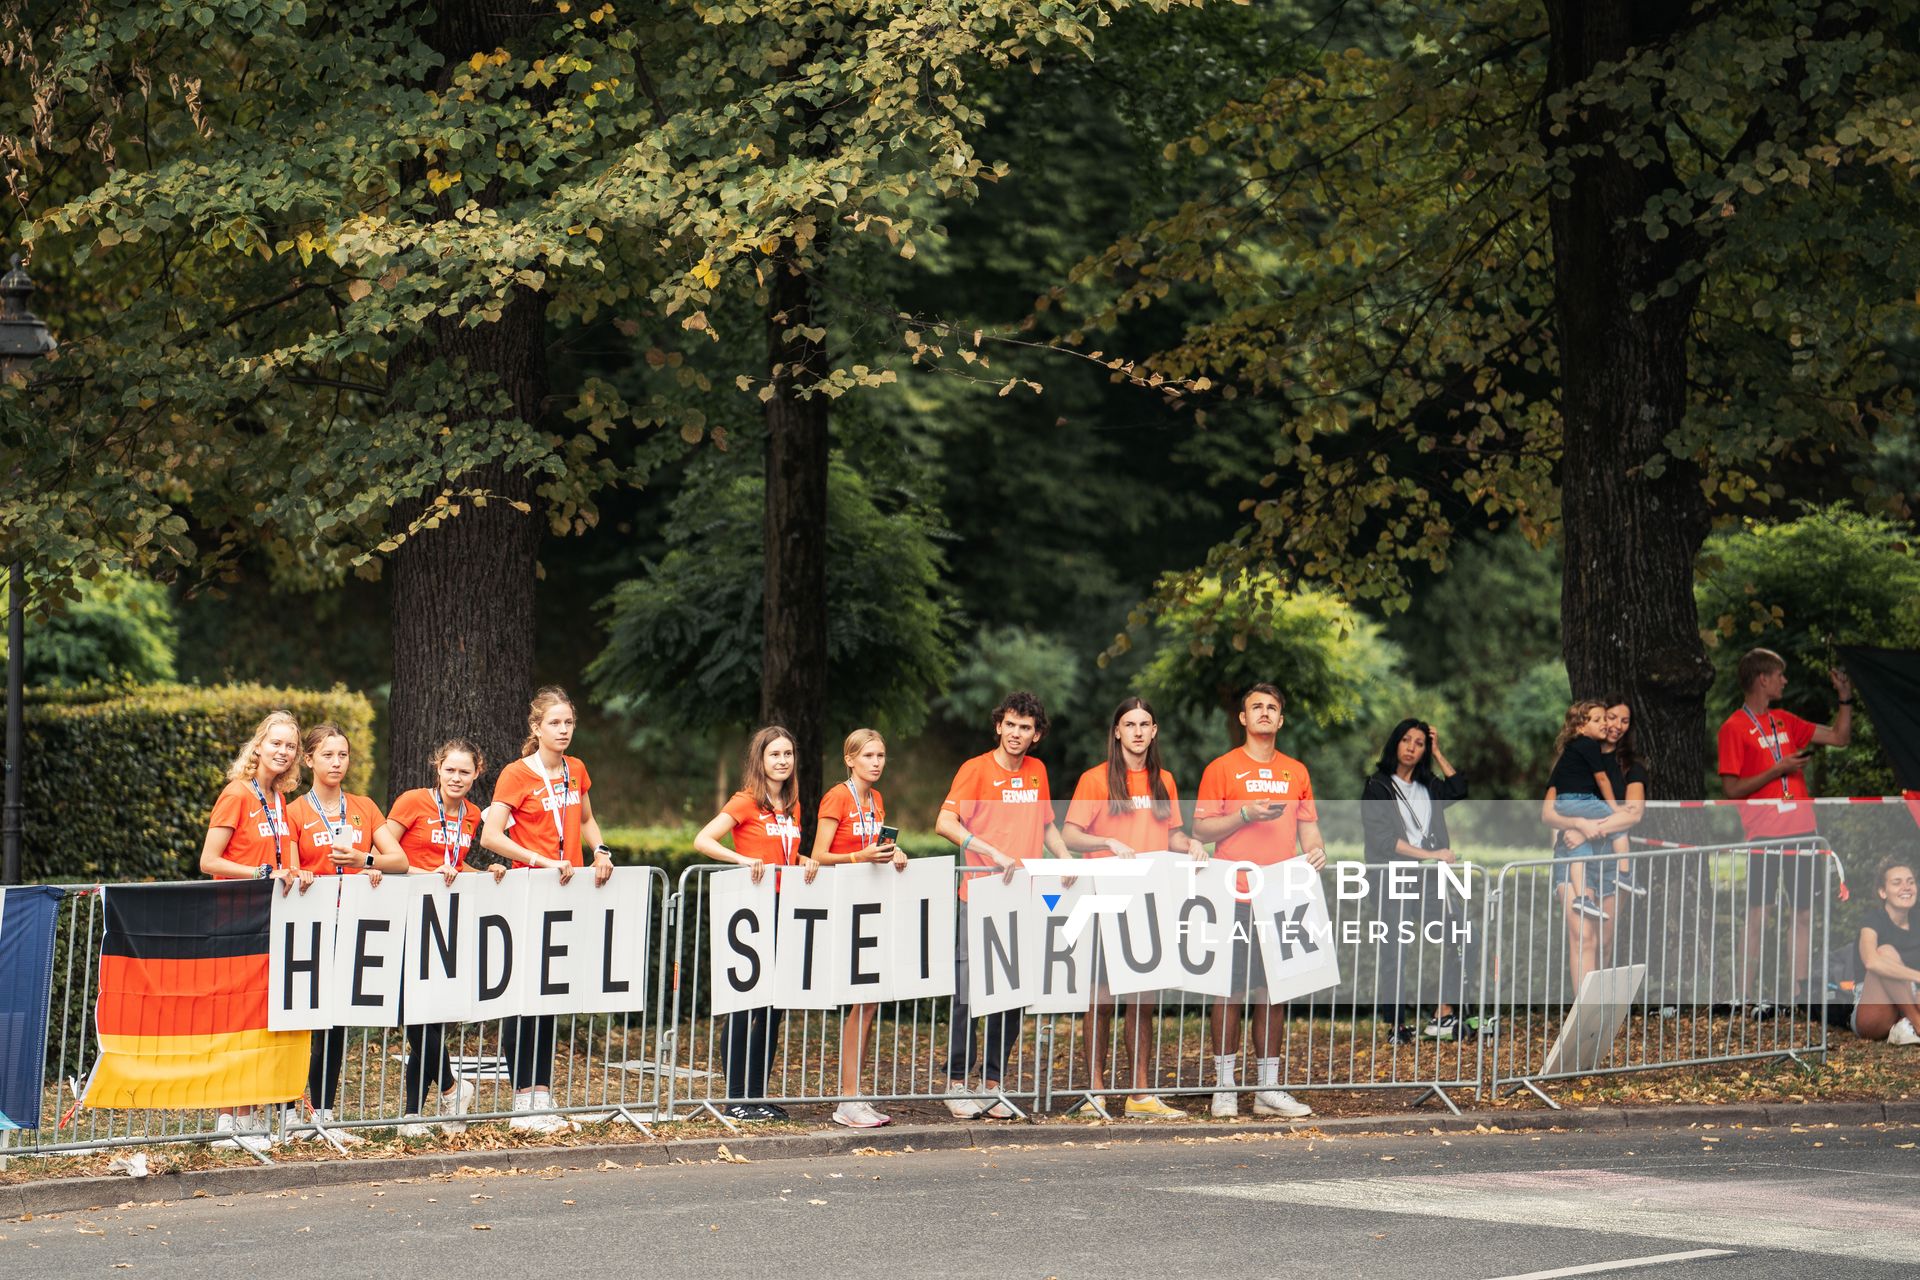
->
xmin=1235 ymin=771 xmax=1253 ymax=780
xmin=991 ymin=779 xmax=1008 ymax=787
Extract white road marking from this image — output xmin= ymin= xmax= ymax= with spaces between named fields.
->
xmin=1167 ymin=1170 xmax=1920 ymax=1264
xmin=1487 ymin=1248 xmax=1736 ymax=1279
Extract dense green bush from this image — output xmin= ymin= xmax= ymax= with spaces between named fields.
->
xmin=22 ymin=683 xmax=376 ymax=884
xmin=2 ymin=571 xmax=179 ymax=687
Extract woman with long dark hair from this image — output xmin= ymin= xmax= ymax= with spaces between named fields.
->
xmin=1062 ymin=697 xmax=1205 ymax=1117
xmin=693 ymin=725 xmax=803 ymax=1121
xmin=1542 ymin=696 xmax=1649 ymax=988
xmin=1361 ymin=718 xmax=1468 ymax=1043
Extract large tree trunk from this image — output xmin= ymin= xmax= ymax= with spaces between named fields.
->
xmin=762 ymin=249 xmax=830 ymax=832
xmin=1544 ymin=1 xmax=1715 ymax=802
xmin=385 ymin=0 xmax=548 ymax=801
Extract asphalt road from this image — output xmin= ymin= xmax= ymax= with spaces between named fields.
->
xmin=6 ymin=1123 xmax=1918 ymax=1278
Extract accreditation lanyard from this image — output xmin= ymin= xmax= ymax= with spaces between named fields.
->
xmin=535 ymin=756 xmax=574 ymax=852
xmin=250 ymin=782 xmax=286 ymax=869
xmin=844 ymin=780 xmax=877 ymax=845
xmin=307 ymin=789 xmax=351 ymax=873
xmin=1742 ymin=707 xmax=1796 ymax=800
xmin=767 ymin=804 xmax=799 ymax=865
xmin=433 ymin=788 xmax=469 ymax=869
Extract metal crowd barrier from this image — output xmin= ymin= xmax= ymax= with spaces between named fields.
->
xmin=5 ymin=827 xmax=1881 ymax=1158
xmin=658 ymin=859 xmax=1489 ymax=1125
xmin=662 ymin=861 xmax=1046 ymax=1125
xmin=13 ymin=867 xmax=672 ymax=1161
xmin=1484 ymin=839 xmax=1839 ymax=1105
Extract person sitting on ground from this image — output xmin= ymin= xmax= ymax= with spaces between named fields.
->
xmin=1853 ymin=859 xmax=1920 ymax=1046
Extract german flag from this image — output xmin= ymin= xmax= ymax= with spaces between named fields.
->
xmin=81 ymin=880 xmax=307 ymax=1110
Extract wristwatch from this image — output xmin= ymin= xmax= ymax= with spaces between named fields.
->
xmin=364 ymin=853 xmax=376 ymax=868
xmin=593 ymin=843 xmax=613 ymax=859
xmin=255 ymin=864 xmax=273 ymax=880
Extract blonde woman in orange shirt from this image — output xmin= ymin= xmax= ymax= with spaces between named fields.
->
xmin=808 ymin=728 xmax=906 ymax=1128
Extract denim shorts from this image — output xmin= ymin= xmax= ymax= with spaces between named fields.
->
xmin=1551 ymin=793 xmax=1619 ymax=898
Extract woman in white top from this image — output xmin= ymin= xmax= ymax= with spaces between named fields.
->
xmin=1360 ymin=719 xmax=1469 ymax=1043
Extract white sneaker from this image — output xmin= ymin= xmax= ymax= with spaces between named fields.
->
xmin=212 ymin=1112 xmax=269 ymax=1154
xmin=832 ymin=1101 xmax=891 ymax=1129
xmin=397 ymin=1113 xmax=432 ymax=1139
xmin=1252 ymin=1089 xmax=1312 ymax=1119
xmin=1210 ymin=1091 xmax=1239 ymax=1118
xmin=508 ymin=1092 xmax=569 ymax=1134
xmin=440 ymin=1079 xmax=476 ymax=1135
xmin=944 ymin=1084 xmax=984 ymax=1119
xmin=534 ymin=1088 xmax=578 ymax=1132
xmin=1890 ymin=1017 xmax=1920 ymax=1046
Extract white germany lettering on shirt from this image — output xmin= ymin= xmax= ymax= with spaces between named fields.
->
xmin=1244 ymin=779 xmax=1292 ymax=796
xmin=539 ymin=789 xmax=582 ymax=812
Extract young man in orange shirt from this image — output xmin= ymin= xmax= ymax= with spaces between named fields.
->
xmin=1192 ymin=683 xmax=1326 ymax=1119
xmin=935 ymin=690 xmax=1074 ymax=1118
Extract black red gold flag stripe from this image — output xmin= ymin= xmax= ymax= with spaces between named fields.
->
xmin=81 ymin=880 xmax=307 ymax=1110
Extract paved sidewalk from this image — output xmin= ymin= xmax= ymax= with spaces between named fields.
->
xmin=4 ymin=1098 xmax=1914 ymax=1220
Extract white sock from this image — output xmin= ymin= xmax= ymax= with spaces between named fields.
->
xmin=1213 ymin=1055 xmax=1236 ymax=1088
xmin=1257 ymin=1057 xmax=1280 ymax=1088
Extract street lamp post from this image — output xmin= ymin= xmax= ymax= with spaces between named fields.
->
xmin=0 ymin=254 xmax=58 ymax=885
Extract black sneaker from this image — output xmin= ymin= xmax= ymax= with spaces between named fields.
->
xmin=1386 ymin=1024 xmax=1417 ymax=1046
xmin=1613 ymin=869 xmax=1648 ymax=897
xmin=1423 ymin=1013 xmax=1464 ymax=1041
xmin=723 ymin=1103 xmax=762 ymax=1121
xmin=1748 ymin=1001 xmax=1777 ymax=1021
xmin=1570 ymin=895 xmax=1607 ymax=920
xmin=755 ymin=1103 xmax=789 ymax=1121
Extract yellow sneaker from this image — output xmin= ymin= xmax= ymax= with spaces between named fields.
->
xmin=1123 ymin=1095 xmax=1187 ymax=1119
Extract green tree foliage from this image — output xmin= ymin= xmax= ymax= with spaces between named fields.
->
xmin=1382 ymin=531 xmax=1569 ymax=796
xmin=936 ymin=625 xmax=1086 ymax=733
xmin=1698 ymin=504 xmax=1920 ymax=794
xmin=588 ymin=458 xmax=954 ymax=741
xmin=1060 ymin=0 xmax=1920 ymax=796
xmin=1132 ymin=577 xmax=1425 ymax=789
xmin=3 ymin=571 xmax=177 ymax=686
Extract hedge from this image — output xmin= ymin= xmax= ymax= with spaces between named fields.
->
xmin=22 ymin=683 xmax=376 ymax=884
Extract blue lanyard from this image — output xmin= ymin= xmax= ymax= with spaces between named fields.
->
xmin=307 ymin=790 xmax=350 ymax=874
xmin=845 ymin=780 xmax=877 ymax=844
xmin=249 ymin=782 xmax=285 ymax=869
xmin=433 ymin=788 xmax=468 ymax=868
xmin=1741 ymin=707 xmax=1794 ymax=799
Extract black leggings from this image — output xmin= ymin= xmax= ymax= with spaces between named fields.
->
xmin=503 ymin=1014 xmax=557 ymax=1090
xmin=723 ymin=1007 xmax=785 ymax=1101
xmin=945 ymin=1004 xmax=1019 ymax=1085
xmin=308 ymin=1026 xmax=348 ymax=1111
xmin=404 ymin=1022 xmax=457 ymax=1113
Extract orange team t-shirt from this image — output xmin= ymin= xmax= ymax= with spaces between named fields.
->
xmin=1716 ymin=707 xmax=1818 ymax=840
xmin=207 ymin=779 xmax=295 ymax=877
xmin=817 ymin=782 xmax=886 ymax=856
xmin=287 ymin=792 xmax=386 ymax=876
xmin=387 ymin=787 xmax=482 ymax=872
xmin=493 ymin=755 xmax=593 ymax=866
xmin=941 ymin=751 xmax=1051 ymax=899
xmin=722 ymin=790 xmax=805 ymax=865
xmin=1195 ymin=746 xmax=1318 ymax=865
xmin=1066 ymin=765 xmax=1183 ymax=856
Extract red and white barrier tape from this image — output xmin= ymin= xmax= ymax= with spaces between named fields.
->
xmin=1642 ymin=793 xmax=1920 ymax=808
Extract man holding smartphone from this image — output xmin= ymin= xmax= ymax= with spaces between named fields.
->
xmin=1718 ymin=648 xmax=1853 ymax=1017
xmin=935 ymin=690 xmax=1075 ymax=1118
xmin=1192 ymin=683 xmax=1325 ymax=1119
